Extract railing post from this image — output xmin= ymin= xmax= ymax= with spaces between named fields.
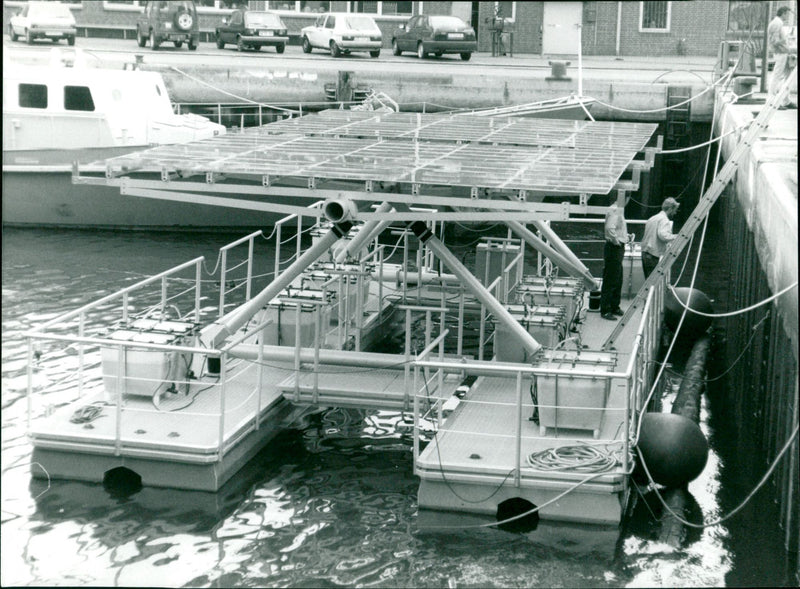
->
xmin=115 ymin=343 xmax=124 ymax=456
xmin=246 ymin=236 xmax=255 ymax=302
xmin=217 ymin=352 xmax=227 ymax=460
xmin=160 ymin=275 xmax=167 ymax=318
xmin=404 ymin=307 xmax=412 ymax=407
xmin=313 ymin=304 xmax=321 ymax=404
xmin=413 ymin=363 xmax=420 ymax=464
xmin=293 ymin=303 xmax=302 ymax=402
xmin=195 ymin=260 xmax=202 ymax=322
xmin=219 ymin=249 xmax=228 ymax=319
xmin=515 ymin=370 xmax=522 ymax=488
xmin=274 ymin=224 xmax=282 ymax=282
xmin=255 ymin=324 xmax=265 ymax=431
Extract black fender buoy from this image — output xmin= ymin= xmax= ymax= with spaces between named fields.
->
xmin=636 ymin=413 xmax=708 ymax=487
xmin=664 ymin=287 xmax=713 ymax=339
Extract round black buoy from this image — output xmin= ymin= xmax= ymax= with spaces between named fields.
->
xmin=664 ymin=287 xmax=713 ymax=339
xmin=636 ymin=413 xmax=708 ymax=487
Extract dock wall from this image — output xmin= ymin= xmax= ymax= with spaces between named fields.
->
xmin=714 ymin=97 xmax=798 ymax=564
xmin=146 ymin=64 xmax=714 ymax=122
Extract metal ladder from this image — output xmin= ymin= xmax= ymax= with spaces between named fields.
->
xmin=603 ymin=67 xmax=797 ymax=349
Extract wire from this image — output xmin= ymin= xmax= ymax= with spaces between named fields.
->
xmin=658 ymin=125 xmax=751 ymax=154
xmin=667 ymin=281 xmax=798 ymax=318
xmin=636 ymin=424 xmax=799 ymax=529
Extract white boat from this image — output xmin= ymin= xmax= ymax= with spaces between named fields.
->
xmin=2 ymin=49 xmax=278 ymax=230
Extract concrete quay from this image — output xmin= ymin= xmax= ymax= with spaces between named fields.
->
xmin=715 ymin=90 xmax=798 ymax=356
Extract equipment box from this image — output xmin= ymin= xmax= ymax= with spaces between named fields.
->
xmin=259 ymin=288 xmax=334 ymax=347
xmin=533 ymin=349 xmax=617 ymax=438
xmin=475 ymin=240 xmax=521 ymax=287
xmin=101 ymin=328 xmax=191 ymax=402
xmin=515 ymin=283 xmax=582 ymax=326
xmin=622 ymin=243 xmax=644 ymax=299
xmin=495 ymin=304 xmax=568 ymax=359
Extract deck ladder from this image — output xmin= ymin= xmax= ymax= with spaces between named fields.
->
xmin=603 ymin=66 xmax=798 ymax=349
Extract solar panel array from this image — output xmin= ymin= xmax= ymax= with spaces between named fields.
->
xmin=102 ymin=110 xmax=657 ymax=195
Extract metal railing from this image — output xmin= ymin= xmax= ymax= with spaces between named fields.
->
xmin=411 ymin=285 xmax=659 ymax=491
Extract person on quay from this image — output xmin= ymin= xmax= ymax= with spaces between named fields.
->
xmin=768 ymin=6 xmax=797 ymax=110
xmin=600 ymin=197 xmax=635 ymax=321
xmin=641 ymin=197 xmax=680 ymax=279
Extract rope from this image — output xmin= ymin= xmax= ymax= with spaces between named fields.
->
xmin=667 ymin=281 xmax=798 ymax=318
xmin=69 ymin=403 xmax=106 ymax=424
xmin=637 ymin=424 xmax=799 ymax=529
xmin=658 ymin=125 xmax=750 ymax=154
xmin=169 ymin=66 xmax=299 ymax=115
xmin=526 ymin=443 xmax=627 ymax=473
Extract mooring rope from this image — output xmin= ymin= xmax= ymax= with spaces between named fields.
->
xmin=667 ymin=281 xmax=798 ymax=318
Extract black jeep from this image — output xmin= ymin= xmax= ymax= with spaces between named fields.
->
xmin=137 ymin=0 xmax=199 ymax=50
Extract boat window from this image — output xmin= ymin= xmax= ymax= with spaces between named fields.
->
xmin=64 ymin=86 xmax=95 ymax=112
xmin=19 ymin=84 xmax=48 ymax=109
xmin=155 ymin=85 xmax=162 ymax=96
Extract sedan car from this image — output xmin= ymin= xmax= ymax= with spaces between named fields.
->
xmin=9 ymin=1 xmax=77 ymax=46
xmin=215 ymin=8 xmax=288 ymax=53
xmin=301 ymin=13 xmax=382 ymax=58
xmin=392 ymin=15 xmax=476 ymax=60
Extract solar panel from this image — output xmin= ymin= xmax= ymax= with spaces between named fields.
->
xmin=100 ymin=111 xmax=657 ymax=195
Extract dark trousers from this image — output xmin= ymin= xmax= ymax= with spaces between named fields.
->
xmin=641 ymin=251 xmax=660 ymax=279
xmin=600 ymin=242 xmax=624 ymax=314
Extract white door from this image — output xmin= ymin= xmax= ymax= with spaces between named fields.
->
xmin=542 ymin=2 xmax=582 ymax=55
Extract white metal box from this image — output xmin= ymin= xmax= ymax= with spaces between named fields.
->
xmin=533 ymin=349 xmax=617 ymax=438
xmin=475 ymin=241 xmax=521 ymax=287
xmin=515 ymin=282 xmax=582 ymax=326
xmin=622 ymin=243 xmax=645 ymax=299
xmin=101 ymin=329 xmax=190 ymax=402
xmin=259 ymin=288 xmax=333 ymax=347
xmin=495 ymin=304 xmax=568 ymax=359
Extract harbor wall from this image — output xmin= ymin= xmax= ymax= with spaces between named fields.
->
xmin=144 ymin=63 xmax=715 ymax=122
xmin=713 ymin=97 xmax=799 ymax=564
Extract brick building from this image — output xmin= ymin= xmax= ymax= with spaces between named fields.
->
xmin=3 ymin=1 xmax=797 ymax=57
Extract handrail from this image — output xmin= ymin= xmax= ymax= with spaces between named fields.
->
xmin=27 ymin=257 xmax=204 ymax=334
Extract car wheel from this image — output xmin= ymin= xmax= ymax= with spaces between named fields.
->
xmin=460 ymin=52 xmax=471 ymax=61
xmin=370 ymin=49 xmax=380 ymax=58
xmin=276 ymin=43 xmax=285 ymax=54
xmin=26 ymin=28 xmax=34 ymax=45
xmin=137 ymin=29 xmax=146 ymax=47
xmin=237 ymin=36 xmax=245 ymax=52
xmin=9 ymin=25 xmax=18 ymax=42
xmin=302 ymin=36 xmax=312 ymax=53
xmin=67 ymin=36 xmax=75 ymax=46
xmin=149 ymin=30 xmax=160 ymax=50
xmin=417 ymin=42 xmax=426 ymax=59
xmin=392 ymin=39 xmax=401 ymax=56
xmin=329 ymin=40 xmax=341 ymax=57
xmin=188 ymin=39 xmax=197 ymax=50
xmin=215 ymin=34 xmax=224 ymax=49
xmin=174 ymin=40 xmax=183 ymax=48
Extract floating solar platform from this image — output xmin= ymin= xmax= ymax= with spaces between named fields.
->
xmin=98 ymin=111 xmax=658 ymax=197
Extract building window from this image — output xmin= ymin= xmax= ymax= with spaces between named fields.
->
xmin=196 ymin=0 xmax=239 ymax=9
xmin=64 ymin=86 xmax=95 ymax=112
xmin=19 ymin=84 xmax=48 ymax=109
xmin=299 ymin=0 xmax=329 ymax=12
xmin=494 ymin=1 xmax=514 ymax=21
xmin=381 ymin=1 xmax=412 ymax=15
xmin=351 ymin=1 xmax=378 ymax=13
xmin=640 ymin=1 xmax=670 ymax=32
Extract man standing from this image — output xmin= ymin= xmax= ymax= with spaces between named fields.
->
xmin=768 ymin=6 xmax=797 ymax=110
xmin=641 ymin=197 xmax=680 ymax=279
xmin=600 ymin=198 xmax=634 ymax=320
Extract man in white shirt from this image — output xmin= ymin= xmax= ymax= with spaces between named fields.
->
xmin=768 ymin=6 xmax=797 ymax=109
xmin=600 ymin=198 xmax=635 ymax=320
xmin=641 ymin=197 xmax=680 ymax=279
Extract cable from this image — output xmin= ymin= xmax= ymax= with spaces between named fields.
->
xmin=636 ymin=424 xmax=799 ymax=529
xmin=658 ymin=125 xmax=751 ymax=154
xmin=667 ymin=281 xmax=798 ymax=318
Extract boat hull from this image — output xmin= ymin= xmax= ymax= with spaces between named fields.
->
xmin=3 ymin=148 xmax=293 ymax=230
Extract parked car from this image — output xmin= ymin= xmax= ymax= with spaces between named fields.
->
xmin=301 ymin=13 xmax=382 ymax=58
xmin=215 ymin=8 xmax=288 ymax=53
xmin=8 ymin=1 xmax=77 ymax=46
xmin=392 ymin=15 xmax=476 ymax=61
xmin=137 ymin=0 xmax=199 ymax=50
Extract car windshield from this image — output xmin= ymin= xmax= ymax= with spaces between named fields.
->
xmin=429 ymin=16 xmax=466 ymax=29
xmin=245 ymin=12 xmax=282 ymax=27
xmin=29 ymin=3 xmax=73 ymax=18
xmin=345 ymin=16 xmax=377 ymax=30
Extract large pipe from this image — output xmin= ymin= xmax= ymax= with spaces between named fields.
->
xmin=506 ymin=221 xmax=600 ymax=291
xmin=334 ymin=201 xmax=393 ymax=263
xmin=409 ymin=221 xmax=542 ymax=359
xmin=203 ymin=220 xmax=353 ymax=347
xmin=376 ymin=267 xmax=460 ymax=286
xmin=229 ymin=344 xmax=407 ymax=367
xmin=529 ymin=219 xmax=595 ymax=279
